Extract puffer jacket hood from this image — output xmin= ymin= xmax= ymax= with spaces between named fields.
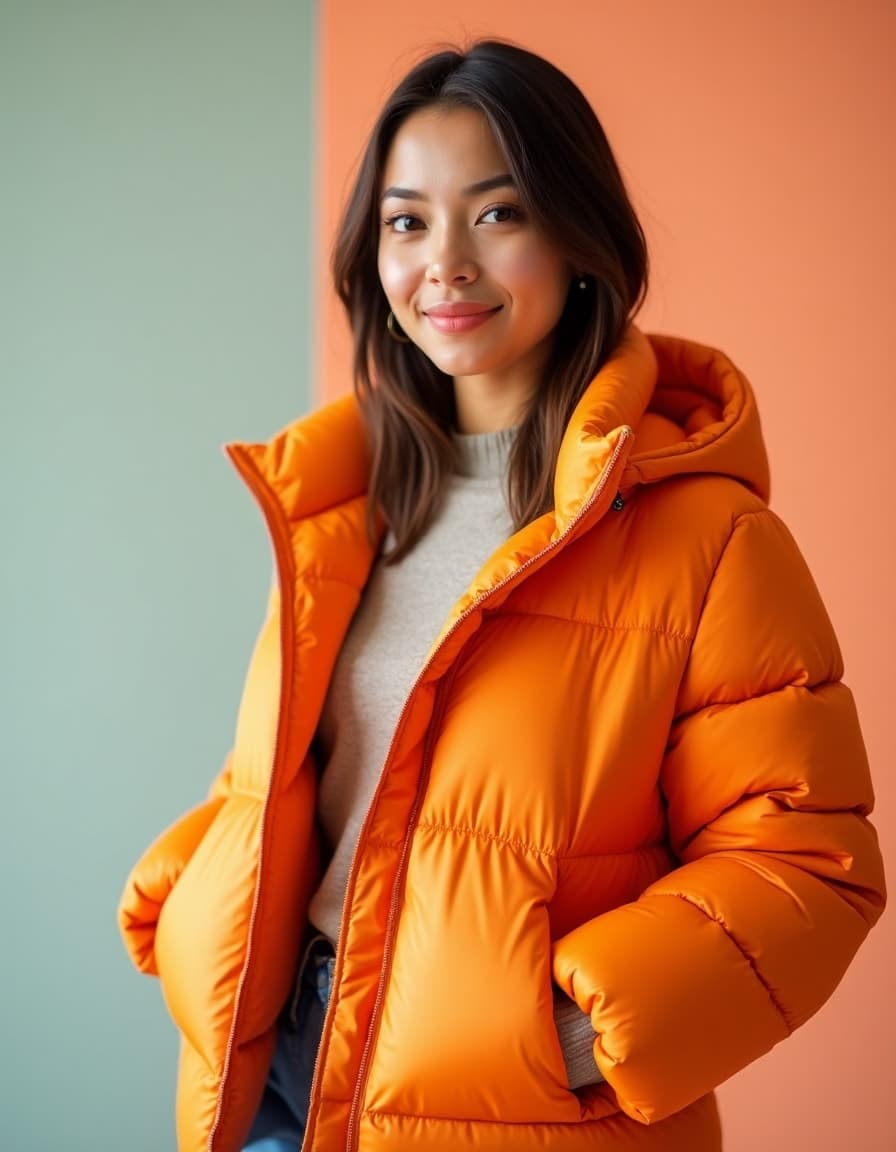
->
xmin=119 ymin=327 xmax=884 ymax=1152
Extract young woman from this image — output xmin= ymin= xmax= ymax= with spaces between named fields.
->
xmin=119 ymin=41 xmax=886 ymax=1152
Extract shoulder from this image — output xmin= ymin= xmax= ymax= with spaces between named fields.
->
xmin=615 ymin=473 xmax=771 ymax=582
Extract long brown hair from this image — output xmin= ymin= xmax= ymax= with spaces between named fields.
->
xmin=332 ymin=40 xmax=648 ymax=560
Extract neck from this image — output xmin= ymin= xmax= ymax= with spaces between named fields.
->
xmin=453 ymin=377 xmax=534 ymax=433
xmin=451 ymin=334 xmax=556 ymax=432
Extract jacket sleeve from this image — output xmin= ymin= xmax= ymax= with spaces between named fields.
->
xmin=118 ymin=575 xmax=280 ymax=976
xmin=552 ymin=508 xmax=886 ymax=1123
xmin=117 ymin=784 xmax=229 ymax=975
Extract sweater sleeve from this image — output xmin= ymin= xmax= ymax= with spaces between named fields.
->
xmin=553 ymin=991 xmax=605 ymax=1089
xmin=552 ymin=509 xmax=886 ymax=1123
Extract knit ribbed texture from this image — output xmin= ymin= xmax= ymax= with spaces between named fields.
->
xmin=553 ymin=988 xmax=604 ymax=1089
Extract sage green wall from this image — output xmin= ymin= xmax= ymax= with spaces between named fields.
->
xmin=2 ymin=3 xmax=316 ymax=1146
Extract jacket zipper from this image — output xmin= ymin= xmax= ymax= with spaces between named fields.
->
xmin=342 ymin=667 xmax=455 ymax=1152
xmin=340 ymin=426 xmax=632 ymax=1152
xmin=207 ymin=446 xmax=297 ymax=1152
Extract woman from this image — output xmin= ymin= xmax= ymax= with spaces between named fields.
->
xmin=119 ymin=41 xmax=885 ymax=1152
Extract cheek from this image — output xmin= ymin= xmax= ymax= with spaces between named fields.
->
xmin=495 ymin=244 xmax=570 ymax=300
xmin=502 ymin=258 xmax=570 ymax=334
xmin=377 ymin=247 xmax=419 ymax=307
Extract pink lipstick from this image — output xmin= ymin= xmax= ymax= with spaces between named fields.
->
xmin=423 ymin=302 xmax=501 ymax=334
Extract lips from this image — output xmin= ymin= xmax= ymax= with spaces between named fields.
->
xmin=423 ymin=301 xmax=502 ymax=333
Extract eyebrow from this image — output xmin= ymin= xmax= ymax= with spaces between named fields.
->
xmin=380 ymin=174 xmax=516 ymax=202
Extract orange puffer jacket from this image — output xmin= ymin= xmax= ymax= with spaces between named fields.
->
xmin=119 ymin=327 xmax=885 ymax=1152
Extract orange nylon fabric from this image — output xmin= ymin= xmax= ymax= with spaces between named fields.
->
xmin=118 ymin=328 xmax=885 ymax=1151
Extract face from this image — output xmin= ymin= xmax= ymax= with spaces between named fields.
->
xmin=377 ymin=105 xmax=574 ymax=431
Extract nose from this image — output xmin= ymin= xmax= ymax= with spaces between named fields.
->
xmin=426 ymin=224 xmax=478 ymax=286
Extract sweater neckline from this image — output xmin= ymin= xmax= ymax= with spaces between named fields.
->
xmin=451 ymin=426 xmax=518 ymax=479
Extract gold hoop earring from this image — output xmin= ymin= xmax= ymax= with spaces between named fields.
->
xmin=386 ymin=311 xmax=411 ymax=343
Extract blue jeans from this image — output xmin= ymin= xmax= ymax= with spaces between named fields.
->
xmin=243 ymin=936 xmax=335 ymax=1152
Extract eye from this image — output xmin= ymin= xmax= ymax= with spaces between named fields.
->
xmin=479 ymin=204 xmax=523 ymax=224
xmin=383 ymin=213 xmax=423 ymax=234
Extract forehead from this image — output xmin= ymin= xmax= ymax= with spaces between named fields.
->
xmin=381 ymin=106 xmax=508 ymax=192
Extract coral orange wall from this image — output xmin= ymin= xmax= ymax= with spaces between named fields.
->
xmin=317 ymin=3 xmax=894 ymax=1148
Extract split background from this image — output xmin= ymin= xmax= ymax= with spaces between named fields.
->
xmin=2 ymin=1 xmax=893 ymax=1147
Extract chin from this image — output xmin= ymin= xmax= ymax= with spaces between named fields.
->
xmin=418 ymin=346 xmax=495 ymax=378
